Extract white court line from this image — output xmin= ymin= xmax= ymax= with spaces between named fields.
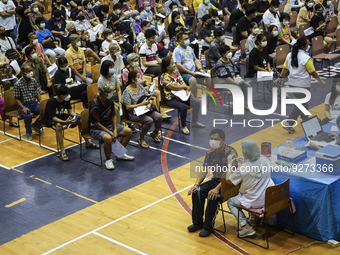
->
xmin=0 ymin=163 xmax=10 ymax=169
xmin=42 ymin=184 xmax=192 ymax=255
xmin=92 ymin=232 xmax=148 ymax=255
xmin=271 ymin=112 xmax=288 ymax=117
xmin=164 ymin=136 xmax=208 ymax=151
xmin=0 ymin=138 xmax=13 ymax=144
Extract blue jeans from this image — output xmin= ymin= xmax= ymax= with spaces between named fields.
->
xmin=75 ymin=70 xmax=92 ymax=83
xmin=166 ymin=96 xmax=200 ymax=127
xmin=17 ymin=101 xmax=42 ymax=134
xmin=210 ymin=0 xmax=219 ymax=8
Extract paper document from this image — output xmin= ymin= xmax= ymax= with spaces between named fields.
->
xmin=303 ymin=27 xmax=314 ymax=36
xmin=171 ymin=89 xmax=190 ymax=101
xmin=331 ymin=125 xmax=339 ymax=132
xmin=291 ymin=39 xmax=297 ymax=45
xmin=134 ymin=105 xmax=150 ymax=116
xmin=86 ymin=77 xmax=93 ymax=84
xmin=195 ymin=71 xmax=210 ymax=77
xmin=65 ymin=9 xmax=71 ymax=18
xmin=10 ymin=60 xmax=20 ymax=74
xmin=88 ymin=30 xmax=96 ymax=42
xmin=183 ymin=7 xmax=189 ymax=11
xmin=67 ymin=83 xmax=81 ymax=88
xmin=149 ymin=81 xmax=156 ymax=96
xmin=119 ymin=106 xmax=123 ymax=116
xmin=111 ymin=140 xmax=127 ymax=158
xmin=47 ymin=63 xmax=58 ymax=78
xmin=218 ymin=10 xmax=223 ymax=16
xmin=191 ymin=39 xmax=198 ymax=44
xmin=234 ymin=77 xmax=244 ymax=83
xmin=2 ymin=74 xmax=16 ymax=81
xmin=156 ymin=29 xmax=167 ymax=43
xmin=67 ymin=115 xmax=80 ymax=129
xmin=257 ymin=71 xmax=273 ymax=80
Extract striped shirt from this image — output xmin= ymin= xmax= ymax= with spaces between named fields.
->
xmin=89 ymin=96 xmax=116 ymax=128
xmin=139 ymin=42 xmax=158 ymax=72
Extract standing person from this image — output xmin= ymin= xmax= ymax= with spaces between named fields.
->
xmin=275 ymin=38 xmax=327 ymax=134
xmin=187 ymin=129 xmax=237 ymax=237
xmin=0 ymin=0 xmax=16 ymax=36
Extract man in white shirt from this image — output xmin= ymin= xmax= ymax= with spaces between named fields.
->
xmin=262 ymin=0 xmax=280 ymax=28
xmin=101 ymin=43 xmax=124 ymax=79
xmin=0 ymin=0 xmax=15 ymax=36
xmin=0 ymin=25 xmax=15 ymax=55
xmin=226 ymin=139 xmax=275 ymax=238
xmin=197 ymin=0 xmax=216 ymax=22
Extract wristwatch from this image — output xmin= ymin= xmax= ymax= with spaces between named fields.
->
xmin=109 ymin=131 xmax=113 ymax=136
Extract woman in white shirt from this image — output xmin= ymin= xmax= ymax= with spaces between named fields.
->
xmin=321 ymin=78 xmax=340 ymax=125
xmin=245 ymin=22 xmax=259 ymax=58
xmin=101 ymin=28 xmax=119 ymax=56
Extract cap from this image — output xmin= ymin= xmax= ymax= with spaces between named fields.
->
xmin=98 ymin=83 xmax=113 ymax=94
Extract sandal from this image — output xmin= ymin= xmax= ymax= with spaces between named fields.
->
xmin=182 ymin=127 xmax=190 ymax=135
xmin=9 ymin=121 xmax=19 ymax=127
xmin=150 ymin=132 xmax=161 ymax=143
xmin=138 ymin=138 xmax=149 ymax=148
xmin=86 ymin=142 xmax=100 ymax=149
xmin=60 ymin=152 xmax=69 ymax=161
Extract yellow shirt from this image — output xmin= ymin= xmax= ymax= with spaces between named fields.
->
xmin=168 ymin=12 xmax=185 ymax=26
xmin=65 ymin=46 xmax=86 ymax=71
xmin=284 ymin=58 xmax=315 ymax=73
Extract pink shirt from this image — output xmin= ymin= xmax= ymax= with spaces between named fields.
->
xmin=24 ymin=43 xmax=46 ymax=63
xmin=122 ymin=66 xmax=143 ymax=86
xmin=121 ymin=4 xmax=131 ymax=12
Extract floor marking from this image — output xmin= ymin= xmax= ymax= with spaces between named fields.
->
xmin=271 ymin=112 xmax=288 ymax=117
xmin=0 ymin=164 xmax=10 ymax=170
xmin=92 ymin=232 xmax=148 ymax=255
xmin=163 ymin=136 xmax=208 ymax=151
xmin=42 ymin=185 xmax=192 ymax=255
xmin=55 ymin=185 xmax=98 ymax=204
xmin=5 ymin=198 xmax=26 ymax=208
xmin=35 ymin=178 xmax=51 ymax=185
xmin=0 ymin=138 xmax=13 ymax=144
xmin=11 ymin=168 xmax=24 ymax=174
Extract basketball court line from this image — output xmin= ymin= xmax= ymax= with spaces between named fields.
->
xmin=42 ymin=184 xmax=193 ymax=255
xmin=0 ymin=138 xmax=13 ymax=144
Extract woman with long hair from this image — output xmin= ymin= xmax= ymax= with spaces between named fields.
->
xmin=321 ymin=78 xmax=340 ymax=125
xmin=275 ymin=37 xmax=327 ymax=134
xmin=266 ymin=25 xmax=279 ymax=65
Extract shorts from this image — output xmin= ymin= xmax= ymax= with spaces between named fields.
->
xmin=180 ymin=69 xmax=208 ymax=84
xmin=90 ymin=124 xmax=125 ymax=141
xmin=45 ymin=114 xmax=70 ymax=130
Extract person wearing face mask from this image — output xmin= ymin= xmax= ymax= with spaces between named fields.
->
xmin=252 ymin=0 xmax=269 ymax=23
xmin=168 ymin=2 xmax=185 ymax=25
xmin=262 ymin=0 xmax=280 ymax=28
xmin=197 ymin=0 xmax=217 ymax=22
xmin=160 ymin=57 xmax=203 ymax=134
xmin=165 ymin=0 xmax=182 ymax=17
xmin=108 ymin=15 xmax=134 ymax=54
xmin=296 ymin=0 xmax=314 ymax=28
xmin=139 ymin=29 xmax=162 ymax=76
xmin=226 ymin=139 xmax=275 ymax=238
xmin=15 ymin=6 xmax=33 ymax=48
xmin=93 ymin=4 xmax=109 ymax=23
xmin=0 ymin=26 xmax=17 ymax=57
xmin=24 ymin=46 xmax=52 ymax=97
xmin=222 ymin=0 xmax=238 ymax=16
xmin=228 ymin=2 xmax=247 ymax=32
xmin=193 ymin=0 xmax=219 ymax=13
xmin=277 ymin=12 xmax=295 ymax=46
xmin=83 ymin=0 xmax=100 ymax=26
xmin=209 ymin=28 xmax=227 ymax=67
xmin=265 ymin=25 xmax=279 ymax=65
xmin=245 ymin=22 xmax=258 ymax=57
xmin=121 ymin=70 xmax=163 ymax=149
xmin=43 ymin=86 xmax=98 ymax=161
xmin=52 ymin=0 xmax=66 ymax=18
xmin=28 ymin=2 xmax=43 ymax=30
xmin=236 ymin=5 xmax=257 ymax=43
xmin=24 ymin=32 xmax=52 ymax=66
xmin=119 ymin=0 xmax=131 ymax=13
xmin=275 ymin=38 xmax=326 ymax=134
xmin=138 ymin=0 xmax=156 ymax=12
xmin=101 ymin=43 xmax=124 ymax=79
xmin=140 ymin=2 xmax=154 ymax=21
xmin=47 ymin=9 xmax=67 ymax=48
xmin=248 ymin=34 xmax=272 ymax=78
xmin=101 ymin=28 xmax=120 ymax=56
xmin=98 ymin=60 xmax=123 ymax=124
xmin=14 ymin=63 xmax=43 ymax=141
xmin=167 ymin=11 xmax=183 ymax=39
xmin=74 ymin=10 xmax=93 ymax=32
xmin=187 ymin=129 xmax=237 ymax=237
xmin=54 ymin=57 xmax=88 ymax=108
xmin=321 ymin=78 xmax=340 ymax=126
xmin=322 ymin=0 xmax=336 ymax=19
xmin=309 ymin=4 xmax=334 ymax=53
xmin=108 ymin=3 xmax=122 ymax=20
xmin=0 ymin=0 xmax=16 ymax=36
xmin=65 ymin=34 xmax=92 ymax=84
xmin=199 ymin=14 xmax=215 ymax=52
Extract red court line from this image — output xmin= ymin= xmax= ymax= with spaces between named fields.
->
xmin=160 ymin=110 xmax=251 ymax=255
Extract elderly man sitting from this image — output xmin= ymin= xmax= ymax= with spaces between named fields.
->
xmin=101 ymin=43 xmax=124 ymax=80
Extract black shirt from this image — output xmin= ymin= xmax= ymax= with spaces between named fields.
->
xmin=43 ymin=97 xmax=71 ymax=124
xmin=228 ymin=9 xmax=244 ymax=32
xmin=89 ymin=96 xmax=116 ymax=128
xmin=167 ymin=22 xmax=181 ymax=39
xmin=253 ymin=0 xmax=269 ymax=23
xmin=266 ymin=37 xmax=277 ymax=54
xmin=200 ymin=25 xmax=215 ymax=41
xmin=236 ymin=16 xmax=257 ymax=43
xmin=54 ymin=68 xmax=76 ymax=87
xmin=310 ymin=14 xmax=325 ymax=39
xmin=249 ymin=47 xmax=270 ymax=78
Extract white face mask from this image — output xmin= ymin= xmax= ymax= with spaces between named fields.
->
xmin=253 ymin=28 xmax=259 ymax=34
xmin=336 ymin=85 xmax=340 ymax=92
xmin=32 ymin=39 xmax=38 ymax=45
xmin=226 ymin=52 xmax=233 ymax=59
xmin=26 ymin=71 xmax=33 ymax=78
xmin=107 ymin=34 xmax=113 ymax=40
xmin=261 ymin=41 xmax=267 ymax=47
xmin=40 ymin=23 xmax=45 ymax=28
xmin=209 ymin=139 xmax=222 ymax=149
xmin=272 ymin=30 xmax=278 ymax=37
xmin=31 ymin=53 xmax=37 ymax=59
xmin=307 ymin=3 xmax=314 ymax=7
xmin=33 ymin=7 xmax=39 ymax=13
xmin=173 ymin=8 xmax=179 ymax=12
xmin=76 ymin=41 xmax=81 ymax=47
xmin=283 ymin=21 xmax=290 ymax=26
xmin=60 ymin=65 xmax=68 ymax=71
xmin=64 ymin=94 xmax=71 ymax=101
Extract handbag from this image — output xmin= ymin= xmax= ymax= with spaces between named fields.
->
xmin=5 ymin=37 xmax=21 ymax=61
xmin=0 ymin=65 xmax=13 ymax=80
xmin=43 ymin=37 xmax=56 ymax=49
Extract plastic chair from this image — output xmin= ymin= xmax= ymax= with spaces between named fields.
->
xmin=237 ymin=179 xmax=295 ymax=249
xmin=336 ymin=28 xmax=340 ymax=50
xmin=276 ymin=44 xmax=290 ymax=69
xmin=87 ymin=83 xmax=98 ymax=107
xmin=3 ymin=89 xmax=23 ymax=140
xmin=52 ymin=78 xmax=81 ymax=112
xmin=204 ymin=50 xmax=211 ymax=69
xmin=298 ymin=23 xmax=310 ymax=38
xmin=240 ymin=39 xmax=247 ymax=62
xmin=232 ymin=27 xmax=239 ymax=47
xmin=289 ymin=11 xmax=297 ymax=30
xmin=224 ymin=15 xmax=230 ymax=33
xmin=91 ymin=64 xmax=101 ymax=84
xmin=326 ymin=16 xmax=338 ymax=36
xmin=279 ymin=1 xmax=287 ymax=14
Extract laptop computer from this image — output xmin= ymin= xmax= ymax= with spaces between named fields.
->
xmin=301 ymin=116 xmax=334 ymax=142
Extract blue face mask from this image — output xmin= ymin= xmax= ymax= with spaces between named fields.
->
xmin=109 ymin=68 xmax=115 ymax=75
xmin=146 ymin=6 xmax=151 ymax=11
xmin=88 ymin=4 xmax=92 ymax=9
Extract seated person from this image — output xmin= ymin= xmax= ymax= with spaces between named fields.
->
xmin=98 ymin=60 xmax=122 ymax=124
xmin=47 ymin=9 xmax=67 ymax=48
xmin=321 ymin=78 xmax=340 ymax=125
xmin=65 ymin=34 xmax=92 ymax=84
xmin=141 ymin=1 xmax=154 ymax=21
xmin=108 ymin=3 xmax=122 ymax=21
xmin=101 ymin=43 xmax=124 ymax=79
xmin=132 ymin=11 xmax=143 ymax=35
xmin=228 ymin=2 xmax=246 ymax=32
xmin=0 ymin=96 xmax=19 ymax=127
xmin=266 ymin=25 xmax=278 ymax=65
xmin=165 ymin=0 xmax=182 ymax=17
xmin=35 ymin=17 xmax=66 ymax=63
xmin=249 ymin=34 xmax=272 ymax=78
xmin=167 ymin=11 xmax=183 ymax=40
xmin=25 ymin=32 xmax=52 ymax=66
xmin=93 ymin=4 xmax=109 ymax=23
xmin=101 ymin=28 xmax=120 ymax=55
xmin=226 ymin=140 xmax=275 ymax=237
xmin=173 ymin=32 xmax=208 ymax=98
xmin=136 ymin=21 xmax=148 ymax=48
xmin=187 ymin=129 xmax=237 ymax=237
xmin=14 ymin=63 xmax=43 ymax=141
xmin=0 ymin=53 xmax=17 ymax=90
xmin=215 ymin=45 xmax=250 ymax=108
xmin=108 ymin=15 xmax=134 ymax=54
xmin=253 ymin=0 xmax=269 ymax=24
xmin=310 ymin=4 xmax=333 ymax=53
xmin=83 ymin=0 xmax=100 ymax=26
xmin=15 ymin=6 xmax=33 ymax=48
xmin=89 ymin=83 xmax=134 ymax=170
xmin=0 ymin=26 xmax=19 ymax=55
xmin=222 ymin=0 xmax=238 ymax=16
xmin=121 ymin=71 xmax=163 ymax=149
xmin=123 ymin=53 xmax=171 ymax=119
xmin=27 ymin=2 xmax=43 ymax=30
xmin=277 ymin=12 xmax=295 ymax=46
xmin=169 ymin=26 xmax=199 ymax=59
xmin=52 ymin=0 xmax=67 ymax=18
xmin=119 ymin=0 xmax=131 ymax=12
xmin=24 ymin=47 xmax=52 ymax=97
xmin=168 ymin=2 xmax=185 ymax=26
xmin=262 ymin=0 xmax=280 ymax=27
xmin=138 ymin=0 xmax=156 ymax=11
xmin=245 ymin=22 xmax=259 ymax=57
xmin=197 ymin=0 xmax=216 ymax=22
xmin=160 ymin=57 xmax=205 ymax=135
xmin=200 ymin=14 xmax=215 ymax=52
xmin=74 ymin=10 xmax=94 ymax=33
xmin=209 ymin=28 xmax=226 ymax=68
xmin=43 ymin=86 xmax=98 ymax=161
xmin=236 ymin=5 xmax=257 ymax=43
xmin=322 ymin=0 xmax=336 ymax=19
xmin=209 ymin=9 xmax=224 ymax=29
xmin=54 ymin=57 xmax=88 ymax=108
xmin=296 ymin=0 xmax=314 ymax=28
xmin=139 ymin=29 xmax=162 ymax=77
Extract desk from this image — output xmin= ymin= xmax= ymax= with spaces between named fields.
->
xmin=271 ymin=120 xmax=340 ymax=241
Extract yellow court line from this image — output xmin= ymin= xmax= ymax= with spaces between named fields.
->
xmin=56 ymin=186 xmax=98 ymax=204
xmin=11 ymin=168 xmax=23 ymax=174
xmin=35 ymin=178 xmax=52 ymax=185
xmin=5 ymin=198 xmax=26 ymax=208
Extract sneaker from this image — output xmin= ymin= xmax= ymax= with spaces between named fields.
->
xmin=192 ymin=122 xmax=205 ymax=128
xmin=199 ymin=229 xmax=212 ymax=237
xmin=128 ymin=124 xmax=137 ymax=133
xmin=26 ymin=133 xmax=32 ymax=141
xmin=282 ymin=125 xmax=296 ymax=134
xmin=161 ymin=113 xmax=172 ymax=120
xmin=238 ymin=226 xmax=256 ymax=238
xmin=117 ymin=153 xmax=135 ymax=161
xmin=187 ymin=224 xmax=203 ymax=232
xmin=31 ymin=125 xmax=43 ymax=135
xmin=105 ymin=159 xmax=115 ymax=170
